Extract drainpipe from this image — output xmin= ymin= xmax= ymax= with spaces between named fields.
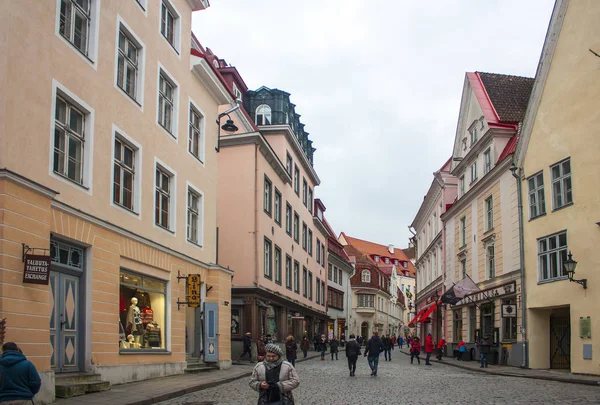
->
xmin=254 ymin=144 xmax=259 ymax=287
xmin=510 ymin=163 xmax=527 ymax=369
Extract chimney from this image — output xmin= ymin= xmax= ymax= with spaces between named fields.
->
xmin=388 ymin=244 xmax=394 ymax=254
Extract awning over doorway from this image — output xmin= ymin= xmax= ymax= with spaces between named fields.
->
xmin=417 ymin=302 xmax=438 ymax=323
xmin=408 ymin=308 xmax=426 ymax=327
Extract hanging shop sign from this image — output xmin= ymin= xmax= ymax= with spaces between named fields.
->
xmin=454 ymin=281 xmax=516 ymax=306
xmin=187 ymin=274 xmax=201 ymax=308
xmin=23 ymin=254 xmax=51 ymax=285
xmin=501 ymin=304 xmax=517 ymax=318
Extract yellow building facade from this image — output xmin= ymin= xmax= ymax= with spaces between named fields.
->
xmin=515 ymin=0 xmax=600 ymax=375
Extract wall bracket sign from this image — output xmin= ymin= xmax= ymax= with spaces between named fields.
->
xmin=22 ymin=244 xmax=51 ymax=285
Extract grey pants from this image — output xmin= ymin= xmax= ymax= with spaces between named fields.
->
xmin=0 ymin=400 xmax=35 ymax=405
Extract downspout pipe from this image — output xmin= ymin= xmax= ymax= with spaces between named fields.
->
xmin=510 ymin=163 xmax=527 ymax=369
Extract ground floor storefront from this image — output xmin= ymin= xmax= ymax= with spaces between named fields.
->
xmin=0 ymin=173 xmax=232 ymax=404
xmin=230 ymin=287 xmax=328 ymax=358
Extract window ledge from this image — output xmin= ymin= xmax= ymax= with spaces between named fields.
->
xmin=117 ymin=86 xmax=142 ymax=107
xmin=528 ymin=213 xmax=547 ymax=222
xmin=537 ymin=276 xmax=568 ymax=285
xmin=264 ymin=210 xmax=272 ymax=218
xmin=155 ymin=224 xmax=175 ymax=235
xmin=119 ymin=349 xmax=171 ymax=355
xmin=483 ymin=227 xmax=494 ymax=235
xmin=53 ymin=172 xmax=90 ymax=191
xmin=552 ymin=202 xmax=574 ymax=213
xmin=115 ymin=203 xmax=139 ymax=216
xmin=186 ymin=239 xmax=203 ymax=249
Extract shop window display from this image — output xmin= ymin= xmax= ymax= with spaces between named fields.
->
xmin=119 ymin=270 xmax=167 ymax=351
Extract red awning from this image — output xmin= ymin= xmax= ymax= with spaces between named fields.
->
xmin=417 ymin=302 xmax=438 ymax=323
xmin=408 ymin=308 xmax=426 ymax=327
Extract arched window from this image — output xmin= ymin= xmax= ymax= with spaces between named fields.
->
xmin=361 ymin=269 xmax=371 ymax=283
xmin=255 ymin=104 xmax=271 ymax=125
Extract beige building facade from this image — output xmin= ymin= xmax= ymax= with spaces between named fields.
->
xmin=442 ymin=72 xmax=532 ymax=366
xmin=515 ymin=0 xmax=600 ymax=375
xmin=0 ymin=1 xmax=234 ymax=402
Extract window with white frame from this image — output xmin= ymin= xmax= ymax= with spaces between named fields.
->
xmin=274 ymin=246 xmax=282 ymax=284
xmin=308 ymin=271 xmax=313 ymax=300
xmin=155 ymin=166 xmax=172 ymax=230
xmin=316 ymin=278 xmax=320 ymax=304
xmin=285 ymin=255 xmax=292 ymax=290
xmin=113 ymin=137 xmax=135 ymax=210
xmin=328 ymin=263 xmax=332 ymax=281
xmin=232 ymin=82 xmax=242 ymax=101
xmin=293 ymin=165 xmax=300 ymax=195
xmin=321 ymin=280 xmax=325 ymax=306
xmin=53 ymin=95 xmax=86 ymax=185
xmin=158 ymin=72 xmax=176 ymax=135
xmin=302 ymin=267 xmax=307 ymax=297
xmin=117 ymin=28 xmax=140 ymax=101
xmin=338 ymin=269 xmax=342 ymax=286
xmin=293 ymin=261 xmax=300 ymax=293
xmin=321 ymin=245 xmax=325 ymax=266
xmin=59 ymin=0 xmax=92 ymax=56
xmin=274 ymin=189 xmax=282 ymax=225
xmin=264 ymin=176 xmax=272 ymax=215
xmin=361 ymin=269 xmax=371 ymax=283
xmin=293 ymin=212 xmax=299 ymax=243
xmin=264 ymin=238 xmax=272 ymax=279
xmin=316 ymin=239 xmax=321 ymax=264
xmin=302 ymin=178 xmax=307 ymax=207
xmin=486 ymin=244 xmax=495 ymax=279
xmin=160 ymin=1 xmax=179 ymax=51
xmin=528 ymin=172 xmax=546 ymax=219
xmin=285 ymin=203 xmax=292 ymax=235
xmin=188 ymin=104 xmax=204 ymax=162
xmin=459 ymin=216 xmax=466 ymax=247
xmin=469 ymin=125 xmax=477 ymax=145
xmin=308 ymin=188 xmax=313 ymax=214
xmin=502 ymin=298 xmax=517 ymax=340
xmin=461 ymin=258 xmax=466 ymax=278
xmin=135 ymin=0 xmax=146 ymax=10
xmin=459 ymin=175 xmax=465 ymax=197
xmin=187 ymin=187 xmax=202 ymax=245
xmin=470 ymin=161 xmax=478 ymax=183
xmin=334 ymin=267 xmax=338 ymax=283
xmin=308 ymin=229 xmax=313 ymax=256
xmin=485 ymin=195 xmax=494 ymax=231
xmin=538 ymin=231 xmax=568 ymax=282
xmin=551 ymin=158 xmax=573 ymax=209
xmin=255 ymin=104 xmax=271 ymax=125
xmin=483 ymin=148 xmax=492 ymax=174
xmin=286 ymin=152 xmax=292 ymax=176
xmin=358 ymin=294 xmax=374 ymax=308
xmin=302 ymin=222 xmax=307 ymax=251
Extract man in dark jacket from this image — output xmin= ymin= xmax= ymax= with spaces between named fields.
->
xmin=383 ymin=335 xmax=392 ymax=361
xmin=345 ymin=334 xmax=361 ymax=376
xmin=0 ymin=342 xmax=42 ymax=403
xmin=478 ymin=335 xmax=493 ymax=368
xmin=240 ymin=332 xmax=253 ymax=362
xmin=363 ymin=331 xmax=384 ymax=376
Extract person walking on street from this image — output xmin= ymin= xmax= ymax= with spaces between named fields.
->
xmin=410 ymin=336 xmax=421 ymax=364
xmin=300 ymin=336 xmax=310 ymax=359
xmin=390 ymin=335 xmax=396 ymax=351
xmin=457 ymin=340 xmax=466 ymax=361
xmin=383 ymin=334 xmax=392 ymax=361
xmin=478 ymin=335 xmax=493 ymax=368
xmin=330 ymin=336 xmax=339 ymax=360
xmin=399 ymin=336 xmax=404 ymax=349
xmin=0 ymin=342 xmax=42 ymax=404
xmin=285 ymin=335 xmax=298 ymax=367
xmin=345 ymin=334 xmax=361 ymax=377
xmin=319 ymin=334 xmax=327 ymax=360
xmin=357 ymin=335 xmax=363 ymax=346
xmin=436 ymin=335 xmax=446 ymax=361
xmin=425 ymin=333 xmax=434 ymax=366
xmin=250 ymin=343 xmax=300 ymax=405
xmin=313 ymin=334 xmax=319 ymax=352
xmin=240 ymin=332 xmax=253 ymax=362
xmin=363 ymin=331 xmax=384 ymax=377
xmin=257 ymin=335 xmax=266 ymax=362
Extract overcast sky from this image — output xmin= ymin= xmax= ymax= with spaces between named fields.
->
xmin=192 ymin=0 xmax=555 ymax=249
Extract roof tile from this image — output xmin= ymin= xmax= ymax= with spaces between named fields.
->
xmin=477 ymin=72 xmax=534 ymax=123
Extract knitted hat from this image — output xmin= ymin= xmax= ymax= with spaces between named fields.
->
xmin=265 ymin=343 xmax=283 ymax=357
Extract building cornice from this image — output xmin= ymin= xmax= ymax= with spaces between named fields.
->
xmin=0 ymin=168 xmax=59 ymax=199
xmin=232 ymin=286 xmax=328 ymax=317
xmin=187 ymin=0 xmax=209 ymax=11
xmin=410 ymin=179 xmax=442 ymax=230
xmin=190 ymin=56 xmax=233 ymax=105
xmin=442 ymin=157 xmax=512 ymax=220
xmin=312 ymin=216 xmax=330 ymax=239
xmin=450 ymin=127 xmax=516 ymax=176
xmin=51 ymin=200 xmax=234 ymax=276
xmin=259 ymin=125 xmax=320 ymax=186
xmin=219 ymin=132 xmax=292 ymax=184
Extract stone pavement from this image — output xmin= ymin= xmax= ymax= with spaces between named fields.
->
xmin=397 ymin=347 xmax=600 ymax=386
xmin=53 ymin=353 xmax=320 ymax=405
xmin=157 ymin=351 xmax=600 ymax=405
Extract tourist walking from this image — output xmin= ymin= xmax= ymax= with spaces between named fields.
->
xmin=300 ymin=336 xmax=310 ymax=358
xmin=478 ymin=335 xmax=493 ymax=368
xmin=398 ymin=336 xmax=404 ymax=349
xmin=436 ymin=335 xmax=446 ymax=361
xmin=313 ymin=334 xmax=320 ymax=352
xmin=330 ymin=336 xmax=339 ymax=360
xmin=0 ymin=342 xmax=42 ymax=404
xmin=410 ymin=337 xmax=421 ymax=364
xmin=250 ymin=344 xmax=300 ymax=405
xmin=240 ymin=332 xmax=253 ymax=362
xmin=319 ymin=334 xmax=327 ymax=360
xmin=363 ymin=331 xmax=384 ymax=377
xmin=285 ymin=335 xmax=298 ymax=367
xmin=457 ymin=340 xmax=466 ymax=361
xmin=425 ymin=333 xmax=434 ymax=366
xmin=383 ymin=334 xmax=392 ymax=361
xmin=357 ymin=335 xmax=363 ymax=346
xmin=345 ymin=334 xmax=361 ymax=377
xmin=390 ymin=334 xmax=396 ymax=350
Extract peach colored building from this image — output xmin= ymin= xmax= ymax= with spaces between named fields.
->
xmin=441 ymin=72 xmax=533 ymax=366
xmin=0 ymin=1 xmax=235 ymax=402
xmin=213 ymin=83 xmax=329 ymax=354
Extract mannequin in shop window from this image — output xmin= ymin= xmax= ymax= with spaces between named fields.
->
xmin=126 ymin=297 xmax=143 ymax=347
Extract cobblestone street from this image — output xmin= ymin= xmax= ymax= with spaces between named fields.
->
xmin=156 ymin=354 xmax=600 ymax=405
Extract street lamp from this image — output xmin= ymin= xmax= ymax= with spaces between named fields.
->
xmin=215 ymin=100 xmax=242 ymax=152
xmin=564 ymin=251 xmax=587 ymax=289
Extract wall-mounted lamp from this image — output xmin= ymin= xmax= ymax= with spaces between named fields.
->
xmin=215 ymin=99 xmax=242 ymax=152
xmin=564 ymin=251 xmax=586 ymax=289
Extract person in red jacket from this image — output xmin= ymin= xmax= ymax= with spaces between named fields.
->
xmin=425 ymin=333 xmax=435 ymax=366
xmin=409 ymin=337 xmax=421 ymax=365
xmin=436 ymin=335 xmax=446 ymax=361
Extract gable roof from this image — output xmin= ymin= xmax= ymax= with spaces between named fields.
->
xmin=478 ymin=72 xmax=535 ymax=123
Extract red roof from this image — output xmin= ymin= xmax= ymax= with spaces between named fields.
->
xmin=497 ymin=133 xmax=518 ymax=162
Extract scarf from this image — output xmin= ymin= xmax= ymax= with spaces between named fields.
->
xmin=264 ymin=355 xmax=283 ymax=371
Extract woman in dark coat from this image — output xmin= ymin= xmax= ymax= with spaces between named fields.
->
xmin=285 ymin=335 xmax=298 ymax=367
xmin=329 ymin=336 xmax=339 ymax=360
xmin=300 ymin=336 xmax=310 ymax=358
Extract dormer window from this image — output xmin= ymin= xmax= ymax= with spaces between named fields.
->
xmin=385 ymin=258 xmax=390 ymax=264
xmin=361 ymin=269 xmax=371 ymax=283
xmin=403 ymin=262 xmax=408 ymax=268
xmin=232 ymin=82 xmax=242 ymax=101
xmin=374 ymin=255 xmax=379 ymax=262
xmin=394 ymin=260 xmax=398 ymax=265
xmin=213 ymin=60 xmax=219 ymax=68
xmin=255 ymin=104 xmax=271 ymax=125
